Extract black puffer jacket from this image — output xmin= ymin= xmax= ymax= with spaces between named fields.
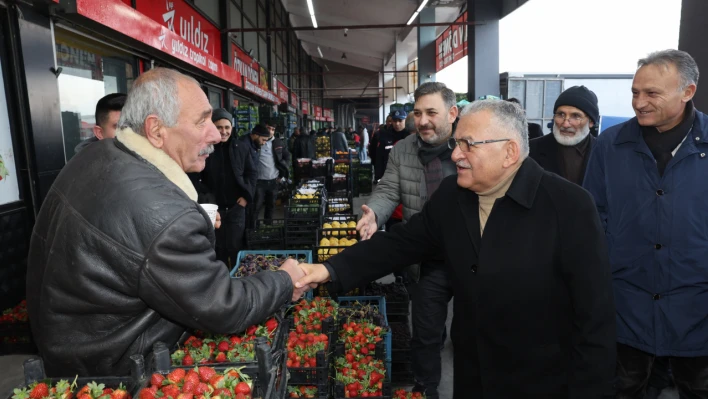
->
xmin=26 ymin=129 xmax=293 ymax=377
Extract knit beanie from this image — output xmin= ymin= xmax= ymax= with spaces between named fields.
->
xmin=553 ymin=86 xmax=599 ymax=124
xmin=211 ymin=108 xmax=232 ymax=123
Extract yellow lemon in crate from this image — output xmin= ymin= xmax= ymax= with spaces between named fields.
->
xmin=330 ymin=238 xmax=339 ymax=246
xmin=349 ymin=239 xmax=358 ymax=245
xmin=329 ymin=248 xmax=339 ymax=255
xmin=320 ymin=238 xmax=330 ymax=247
xmin=347 ymin=221 xmax=356 ymax=228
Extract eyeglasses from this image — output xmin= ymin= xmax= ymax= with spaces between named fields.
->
xmin=554 ymin=112 xmax=586 ymax=124
xmin=448 ymin=137 xmax=510 ymax=152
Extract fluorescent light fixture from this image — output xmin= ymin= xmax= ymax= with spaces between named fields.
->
xmin=325 ymin=64 xmax=330 ymax=71
xmin=416 ymin=0 xmax=429 ymax=13
xmin=317 ymin=46 xmax=323 ymax=58
xmin=307 ymin=0 xmax=318 ymax=28
xmin=406 ymin=11 xmax=419 ymax=25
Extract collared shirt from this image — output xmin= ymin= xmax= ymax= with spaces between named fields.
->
xmin=257 ymin=138 xmax=279 ymax=180
xmin=557 ymin=134 xmax=591 ymax=185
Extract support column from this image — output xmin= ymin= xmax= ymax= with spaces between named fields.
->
xmin=467 ymin=0 xmax=500 ymax=100
xmin=395 ymin=33 xmax=409 ymax=105
xmin=679 ymin=0 xmax=708 ymax=110
xmin=418 ymin=8 xmax=437 ymax=85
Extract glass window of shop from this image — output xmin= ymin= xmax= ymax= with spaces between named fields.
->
xmin=55 ymin=29 xmax=136 ymax=161
xmin=193 ymin=0 xmax=220 ymax=26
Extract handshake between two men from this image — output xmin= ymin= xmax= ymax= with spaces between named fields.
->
xmin=278 ymin=259 xmax=331 ymax=301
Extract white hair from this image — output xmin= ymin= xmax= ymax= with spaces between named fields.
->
xmin=118 ymin=68 xmax=198 ymax=135
xmin=459 ymin=99 xmax=529 ymax=157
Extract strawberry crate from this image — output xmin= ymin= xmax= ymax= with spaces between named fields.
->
xmin=171 ymin=313 xmax=288 ymax=368
xmin=150 ymin=341 xmax=286 ymax=399
xmin=12 ymin=357 xmax=146 ymax=399
xmin=333 ymin=378 xmax=392 ymax=399
xmin=336 ymin=296 xmax=391 ymax=375
xmin=230 ymin=250 xmax=313 ymax=278
xmin=286 ymin=385 xmax=329 ymax=399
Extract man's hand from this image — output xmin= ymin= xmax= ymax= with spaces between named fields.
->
xmin=279 ymin=259 xmax=309 ymax=301
xmin=294 ymin=263 xmax=332 ymax=290
xmin=237 ymin=197 xmax=248 ymax=207
xmin=215 ymin=211 xmax=222 ymax=229
xmin=356 ymin=204 xmax=378 ymax=240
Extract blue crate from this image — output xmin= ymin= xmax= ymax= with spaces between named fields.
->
xmin=336 ymin=296 xmax=392 ymax=376
xmin=230 ymin=250 xmax=313 ymax=278
xmin=230 ymin=250 xmax=314 ymax=300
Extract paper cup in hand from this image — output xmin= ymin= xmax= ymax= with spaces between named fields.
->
xmin=199 ymin=203 xmax=219 ymax=227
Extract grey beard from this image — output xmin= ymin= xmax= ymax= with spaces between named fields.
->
xmin=199 ymin=144 xmax=215 ymax=156
xmin=552 ymin=123 xmax=590 ymax=146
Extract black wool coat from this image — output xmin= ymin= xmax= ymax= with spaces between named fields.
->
xmin=326 ymin=158 xmax=616 ymax=398
xmin=529 ymin=132 xmax=596 ymax=179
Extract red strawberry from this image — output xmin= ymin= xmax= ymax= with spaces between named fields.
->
xmin=150 ymin=374 xmax=165 ymax=387
xmin=138 ymin=388 xmax=156 ymax=399
xmin=245 ymin=325 xmax=257 ymax=336
xmin=265 ymin=318 xmax=278 ymax=332
xmin=110 ymin=384 xmax=130 ymax=399
xmin=217 ymin=341 xmax=230 ymax=352
xmin=197 ymin=367 xmax=216 ymax=383
xmin=167 ymin=369 xmax=186 ymax=384
xmin=181 ymin=382 xmax=196 ymax=395
xmin=176 ymin=394 xmax=193 ymax=399
xmin=228 ymin=336 xmax=241 ymax=345
xmin=182 ymin=354 xmax=194 ymax=367
xmin=29 ymin=383 xmax=49 ymax=399
xmin=215 ymin=352 xmax=227 ymax=363
xmin=184 ymin=370 xmax=200 ymax=386
xmin=234 ymin=383 xmax=250 ymax=395
xmin=161 ymin=385 xmax=180 ymax=399
xmin=194 ymin=384 xmax=209 ymax=396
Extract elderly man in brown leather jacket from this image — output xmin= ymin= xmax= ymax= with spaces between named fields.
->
xmin=26 ymin=68 xmax=307 ymax=377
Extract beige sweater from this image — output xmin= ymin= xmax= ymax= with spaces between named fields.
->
xmin=477 ymin=165 xmax=521 ymax=235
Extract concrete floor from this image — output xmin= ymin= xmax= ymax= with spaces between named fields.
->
xmin=0 ymin=194 xmax=678 ymax=399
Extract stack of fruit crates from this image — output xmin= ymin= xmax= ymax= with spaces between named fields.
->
xmin=365 ymin=279 xmax=412 ymax=385
xmin=357 ymin=163 xmax=374 ymax=195
xmin=285 ymin=187 xmax=326 ymax=249
xmin=326 ymin=190 xmax=354 ymax=216
xmin=245 ymin=219 xmax=286 ymax=250
xmin=285 ymin=298 xmax=339 ymax=399
xmin=313 ymin=216 xmax=359 ymax=295
xmin=310 ymin=159 xmax=333 ymax=179
xmin=235 ymin=105 xmax=259 ymax=137
xmin=293 ymin=159 xmax=312 ymax=182
xmin=315 ymin=136 xmax=330 ymax=159
xmin=0 ymin=300 xmax=36 ymax=355
xmin=333 ymin=296 xmax=392 ymax=398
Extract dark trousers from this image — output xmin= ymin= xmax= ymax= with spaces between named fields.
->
xmin=215 ymin=205 xmax=246 ymax=269
xmin=251 ymin=179 xmax=277 ymax=227
xmin=616 ymin=343 xmax=708 ymax=399
xmin=410 ymin=265 xmax=454 ymax=396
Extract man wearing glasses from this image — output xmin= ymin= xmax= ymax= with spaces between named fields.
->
xmin=291 ymin=99 xmax=616 ymax=398
xmin=529 ymin=86 xmax=599 ymax=185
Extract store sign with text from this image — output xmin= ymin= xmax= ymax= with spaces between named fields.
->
xmin=361 ymin=116 xmax=370 ymax=124
xmin=314 ymin=106 xmax=323 ymax=120
xmin=290 ymin=92 xmax=298 ymax=109
xmin=435 ymin=12 xmax=468 ymax=72
xmin=323 ymin=108 xmax=334 ymax=122
xmin=244 ymin=77 xmax=280 ymax=104
xmin=135 ymin=0 xmax=222 ymax=59
xmin=277 ymin=81 xmax=289 ymax=104
xmin=232 ymin=43 xmax=260 ymax=86
xmin=75 ymin=0 xmax=241 ymax=87
xmin=301 ymin=100 xmax=309 ymax=115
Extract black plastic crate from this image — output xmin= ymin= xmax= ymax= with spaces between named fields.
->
xmin=334 ymin=379 xmax=391 ymax=399
xmin=14 ymin=357 xmax=145 ymax=399
xmin=335 ymin=339 xmax=386 ymax=360
xmin=391 ymin=349 xmax=411 ymax=362
xmin=286 ymin=202 xmax=325 ymax=219
xmin=365 ymin=280 xmax=410 ymax=316
xmin=294 ymin=160 xmax=313 ymax=180
xmin=150 ymin=342 xmax=285 ymax=399
xmin=316 ymin=228 xmax=359 ymax=243
xmin=329 ymin=176 xmax=349 ymax=192
xmin=387 ymin=314 xmax=410 ymax=325
xmin=389 ymin=322 xmax=411 ymax=350
xmin=245 ymin=219 xmax=285 ymax=249
xmin=321 ymin=214 xmax=358 ymax=227
xmin=311 ymin=159 xmax=333 ymax=178
xmin=314 ymin=245 xmax=352 ymax=264
xmin=391 ymin=370 xmax=415 ymax=384
xmin=286 ymin=384 xmax=329 ymax=399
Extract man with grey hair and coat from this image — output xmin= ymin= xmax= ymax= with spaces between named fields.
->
xmin=584 ymin=49 xmax=708 ymax=398
xmin=26 ymin=68 xmax=308 ymax=377
xmin=356 ymin=82 xmax=458 ymax=398
xmin=311 ymin=98 xmax=615 ymax=398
